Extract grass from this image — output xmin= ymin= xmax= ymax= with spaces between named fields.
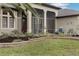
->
xmin=0 ymin=38 xmax=79 ymax=55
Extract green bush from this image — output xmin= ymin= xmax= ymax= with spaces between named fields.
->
xmin=25 ymin=32 xmax=33 ymax=38
xmin=58 ymin=32 xmax=64 ymax=37
xmin=0 ymin=30 xmax=26 ymax=39
xmin=39 ymin=33 xmax=45 ymax=37
xmin=25 ymin=32 xmax=42 ymax=38
xmin=67 ymin=29 xmax=74 ymax=36
xmin=0 ymin=32 xmax=9 ymax=39
xmin=0 ymin=31 xmax=30 ymax=42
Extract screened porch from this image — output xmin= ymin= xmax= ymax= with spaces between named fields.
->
xmin=31 ymin=8 xmax=55 ymax=34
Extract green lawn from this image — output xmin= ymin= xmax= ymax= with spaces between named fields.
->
xmin=0 ymin=38 xmax=79 ymax=56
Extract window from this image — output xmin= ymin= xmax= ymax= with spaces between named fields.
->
xmin=3 ymin=9 xmax=7 ymax=15
xmin=1 ymin=9 xmax=15 ymax=29
xmin=2 ymin=16 xmax=8 ymax=28
xmin=9 ymin=17 xmax=14 ymax=28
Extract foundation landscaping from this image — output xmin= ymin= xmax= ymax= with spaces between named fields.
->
xmin=0 ymin=31 xmax=78 ymax=56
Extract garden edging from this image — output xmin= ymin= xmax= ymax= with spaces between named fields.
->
xmin=52 ymin=36 xmax=79 ymax=40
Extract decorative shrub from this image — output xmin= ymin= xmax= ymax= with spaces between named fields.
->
xmin=11 ymin=30 xmax=25 ymax=38
xmin=25 ymin=32 xmax=33 ymax=38
xmin=58 ymin=32 xmax=64 ymax=37
xmin=11 ymin=30 xmax=29 ymax=41
xmin=39 ymin=33 xmax=45 ymax=37
xmin=0 ymin=30 xmax=29 ymax=43
xmin=0 ymin=32 xmax=14 ymax=43
xmin=67 ymin=29 xmax=75 ymax=36
xmin=25 ymin=32 xmax=45 ymax=38
xmin=33 ymin=34 xmax=40 ymax=38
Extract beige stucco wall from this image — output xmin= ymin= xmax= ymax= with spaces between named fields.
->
xmin=56 ymin=16 xmax=79 ymax=35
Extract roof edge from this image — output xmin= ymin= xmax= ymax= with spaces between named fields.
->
xmin=35 ymin=3 xmax=61 ymax=9
xmin=42 ymin=3 xmax=61 ymax=9
xmin=56 ymin=14 xmax=79 ymax=18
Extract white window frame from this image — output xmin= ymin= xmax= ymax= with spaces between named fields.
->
xmin=1 ymin=9 xmax=16 ymax=29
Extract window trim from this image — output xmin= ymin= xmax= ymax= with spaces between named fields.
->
xmin=1 ymin=9 xmax=16 ymax=29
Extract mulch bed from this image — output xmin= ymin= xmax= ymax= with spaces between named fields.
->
xmin=0 ymin=35 xmax=79 ymax=48
xmin=0 ymin=37 xmax=29 ymax=43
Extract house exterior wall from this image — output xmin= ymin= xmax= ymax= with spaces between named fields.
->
xmin=0 ymin=4 xmax=59 ymax=34
xmin=56 ymin=16 xmax=79 ymax=35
